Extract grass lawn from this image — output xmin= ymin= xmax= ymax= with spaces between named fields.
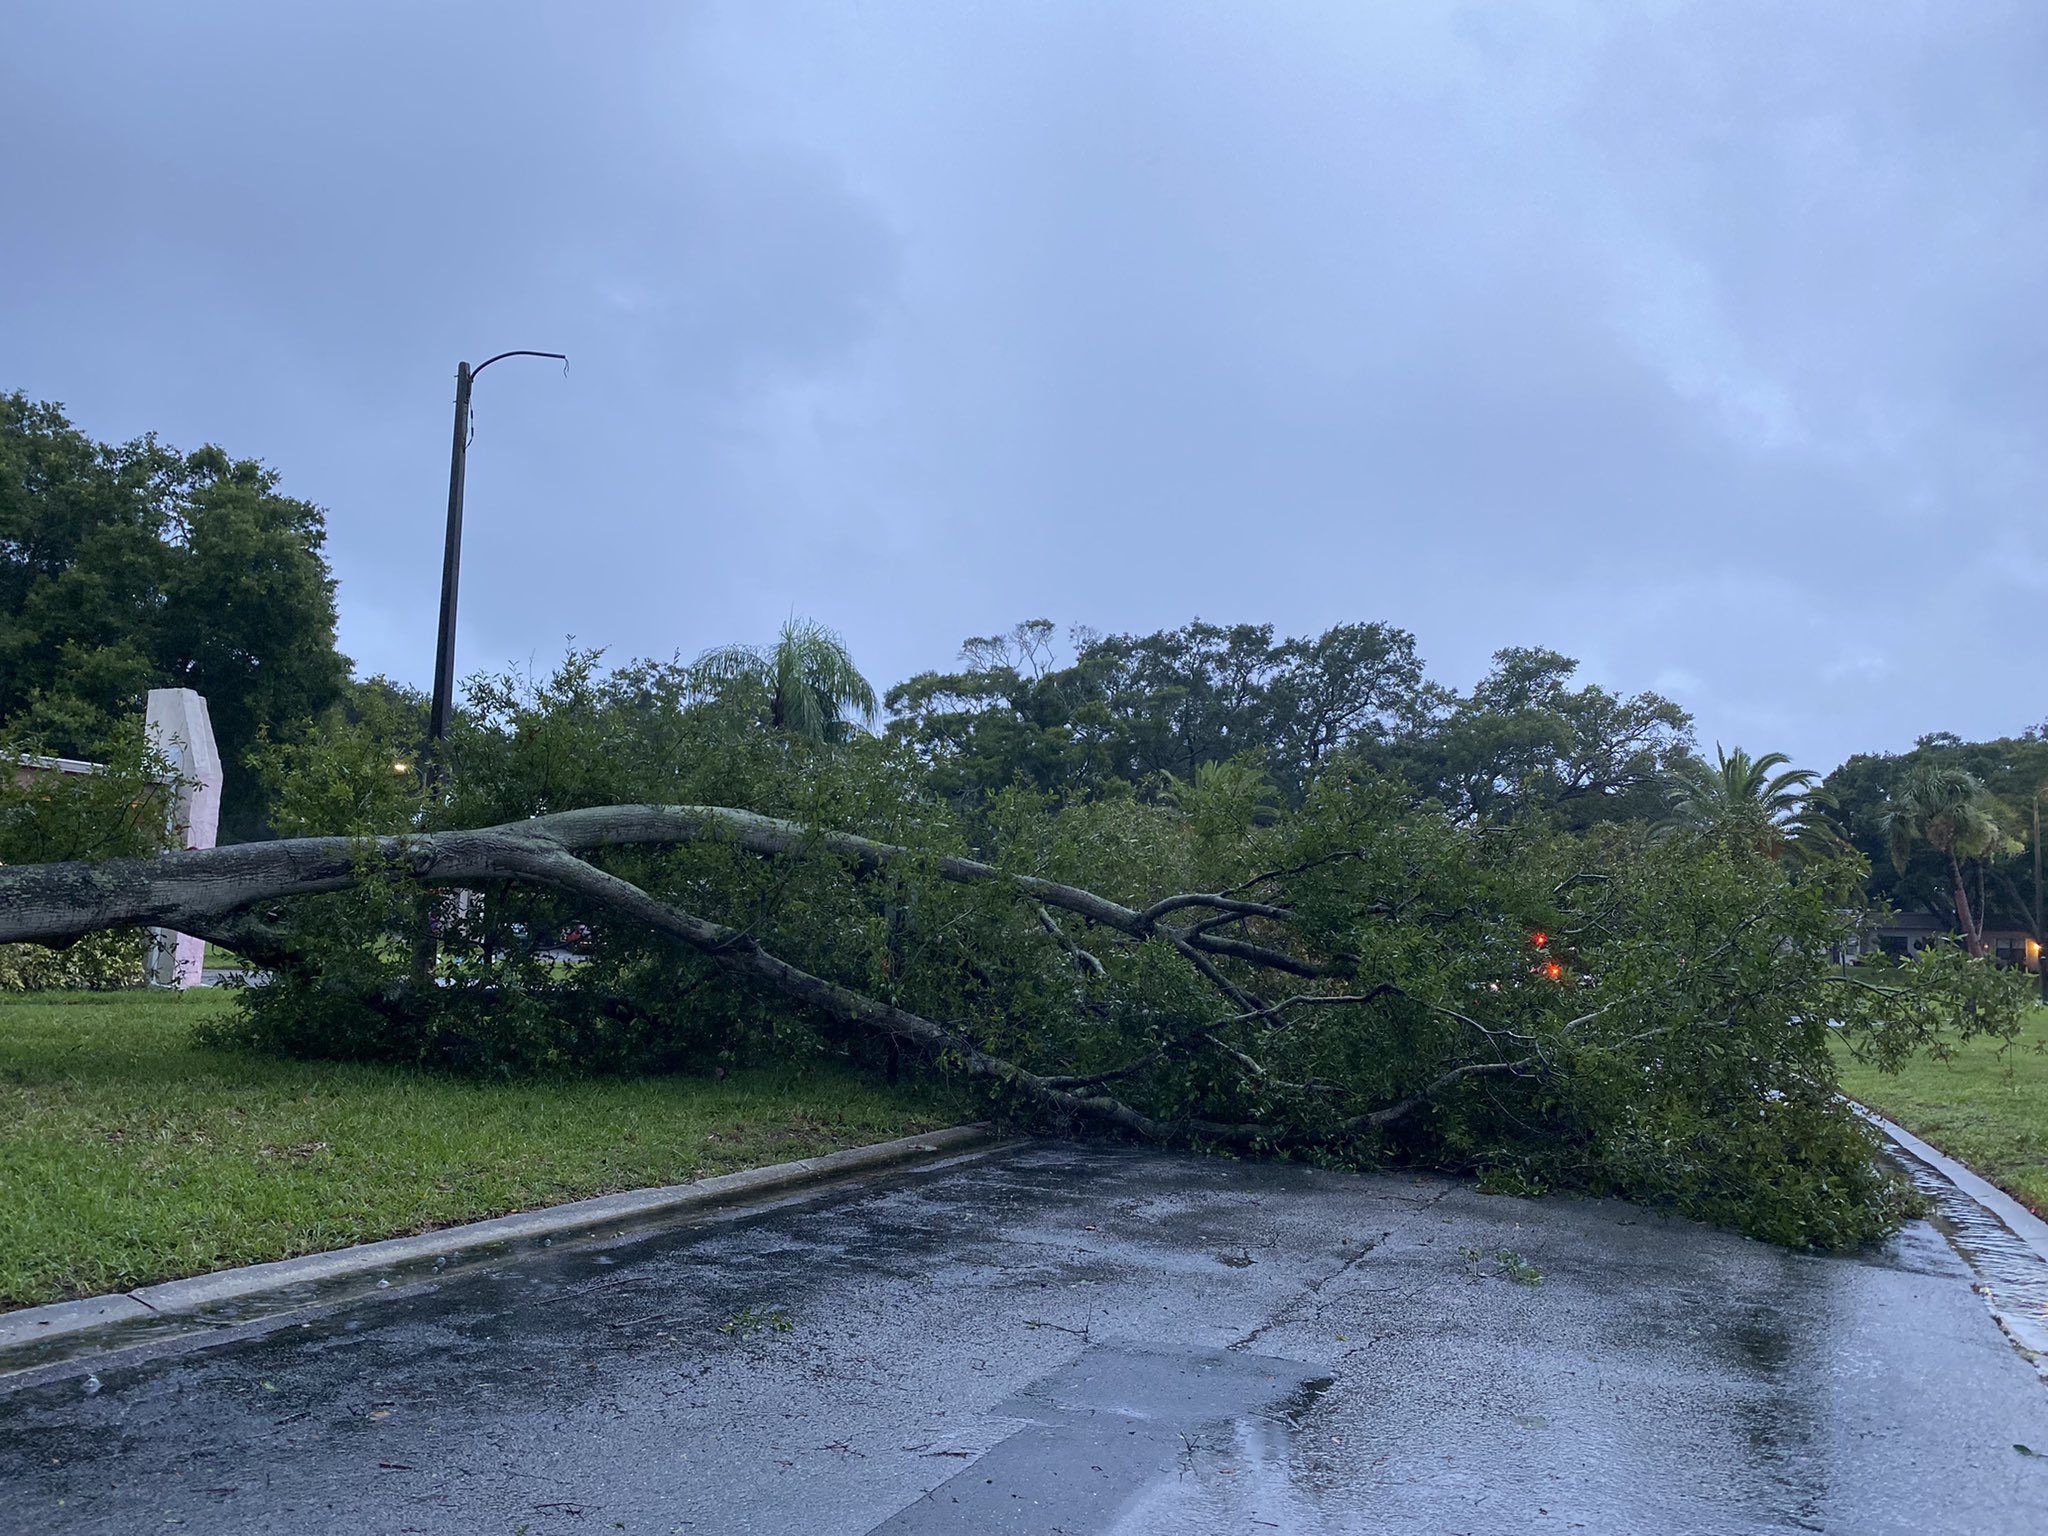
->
xmin=1835 ymin=1007 xmax=2048 ymax=1219
xmin=0 ymin=989 xmax=974 ymax=1310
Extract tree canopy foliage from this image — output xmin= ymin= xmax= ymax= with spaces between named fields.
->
xmin=4 ymin=642 xmax=2025 ymax=1253
xmin=250 ymin=673 xmax=429 ymax=839
xmin=0 ymin=393 xmax=350 ymax=838
xmin=1825 ymin=732 xmax=2048 ymax=944
xmin=887 ymin=620 xmax=1691 ymax=825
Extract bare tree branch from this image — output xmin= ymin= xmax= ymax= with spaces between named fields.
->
xmin=1341 ymin=1056 xmax=1537 ymax=1132
xmin=1219 ymin=847 xmax=1373 ymax=897
xmin=1216 ymin=986 xmax=1403 ymax=1028
xmin=1168 ymin=933 xmax=1267 ymax=1013
xmin=1043 ymin=988 xmax=1403 ymax=1091
xmin=1037 ymin=905 xmax=1106 ymax=978
xmin=1138 ymin=892 xmax=1294 ymax=924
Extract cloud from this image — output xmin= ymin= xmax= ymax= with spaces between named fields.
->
xmin=4 ymin=0 xmax=2042 ymax=773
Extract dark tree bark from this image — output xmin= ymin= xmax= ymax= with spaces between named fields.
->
xmin=1948 ymin=852 xmax=1985 ymax=958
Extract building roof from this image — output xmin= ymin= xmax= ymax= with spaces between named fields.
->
xmin=12 ymin=752 xmax=103 ymax=776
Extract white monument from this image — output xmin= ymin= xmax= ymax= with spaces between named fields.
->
xmin=144 ymin=687 xmax=223 ymax=989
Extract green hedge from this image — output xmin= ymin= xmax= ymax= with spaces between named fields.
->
xmin=0 ymin=931 xmax=147 ymax=991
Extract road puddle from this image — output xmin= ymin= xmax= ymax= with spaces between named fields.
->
xmin=863 ymin=1344 xmax=1328 ymax=1535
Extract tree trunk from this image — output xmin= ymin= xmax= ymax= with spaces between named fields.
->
xmin=1949 ymin=853 xmax=1984 ymax=957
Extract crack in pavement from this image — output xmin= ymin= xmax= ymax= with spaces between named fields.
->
xmin=1228 ymin=1184 xmax=1454 ymax=1352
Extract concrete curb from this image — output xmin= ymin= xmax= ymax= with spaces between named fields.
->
xmin=1856 ymin=1106 xmax=2048 ymax=1266
xmin=0 ymin=1123 xmax=1007 ymax=1375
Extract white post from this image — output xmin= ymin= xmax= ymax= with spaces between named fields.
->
xmin=144 ymin=688 xmax=223 ymax=989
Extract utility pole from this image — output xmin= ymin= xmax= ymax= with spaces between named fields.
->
xmin=426 ymin=351 xmax=567 ymax=773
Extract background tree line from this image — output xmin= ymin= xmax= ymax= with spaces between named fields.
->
xmin=885 ymin=618 xmax=1692 ymax=828
xmin=1824 ymin=733 xmax=2048 ymax=955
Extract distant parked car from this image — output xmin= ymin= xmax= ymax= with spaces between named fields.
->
xmin=559 ymin=922 xmax=592 ymax=950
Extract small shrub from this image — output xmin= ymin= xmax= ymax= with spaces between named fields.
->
xmin=0 ymin=932 xmax=147 ymax=991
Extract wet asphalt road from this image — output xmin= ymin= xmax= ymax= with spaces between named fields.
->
xmin=4 ymin=1143 xmax=2047 ymax=1535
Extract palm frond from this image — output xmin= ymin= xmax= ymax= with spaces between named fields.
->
xmin=694 ymin=617 xmax=877 ymax=741
xmin=1658 ymin=742 xmax=1837 ymax=857
xmin=691 ymin=643 xmax=772 ymax=685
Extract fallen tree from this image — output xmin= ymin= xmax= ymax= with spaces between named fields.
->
xmin=0 ymin=789 xmax=2025 ymax=1247
xmin=0 ymin=805 xmax=1496 ymax=1145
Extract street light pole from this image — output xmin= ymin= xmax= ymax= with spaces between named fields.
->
xmin=426 ymin=351 xmax=567 ymax=770
xmin=428 ymin=361 xmax=474 ymax=752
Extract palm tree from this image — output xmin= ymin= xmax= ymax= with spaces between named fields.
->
xmin=1662 ymin=745 xmax=1839 ymax=857
xmin=1878 ymin=764 xmax=2017 ymax=957
xmin=693 ymin=617 xmax=878 ymax=742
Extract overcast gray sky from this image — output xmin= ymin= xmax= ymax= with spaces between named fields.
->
xmin=6 ymin=1 xmax=2043 ymax=771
